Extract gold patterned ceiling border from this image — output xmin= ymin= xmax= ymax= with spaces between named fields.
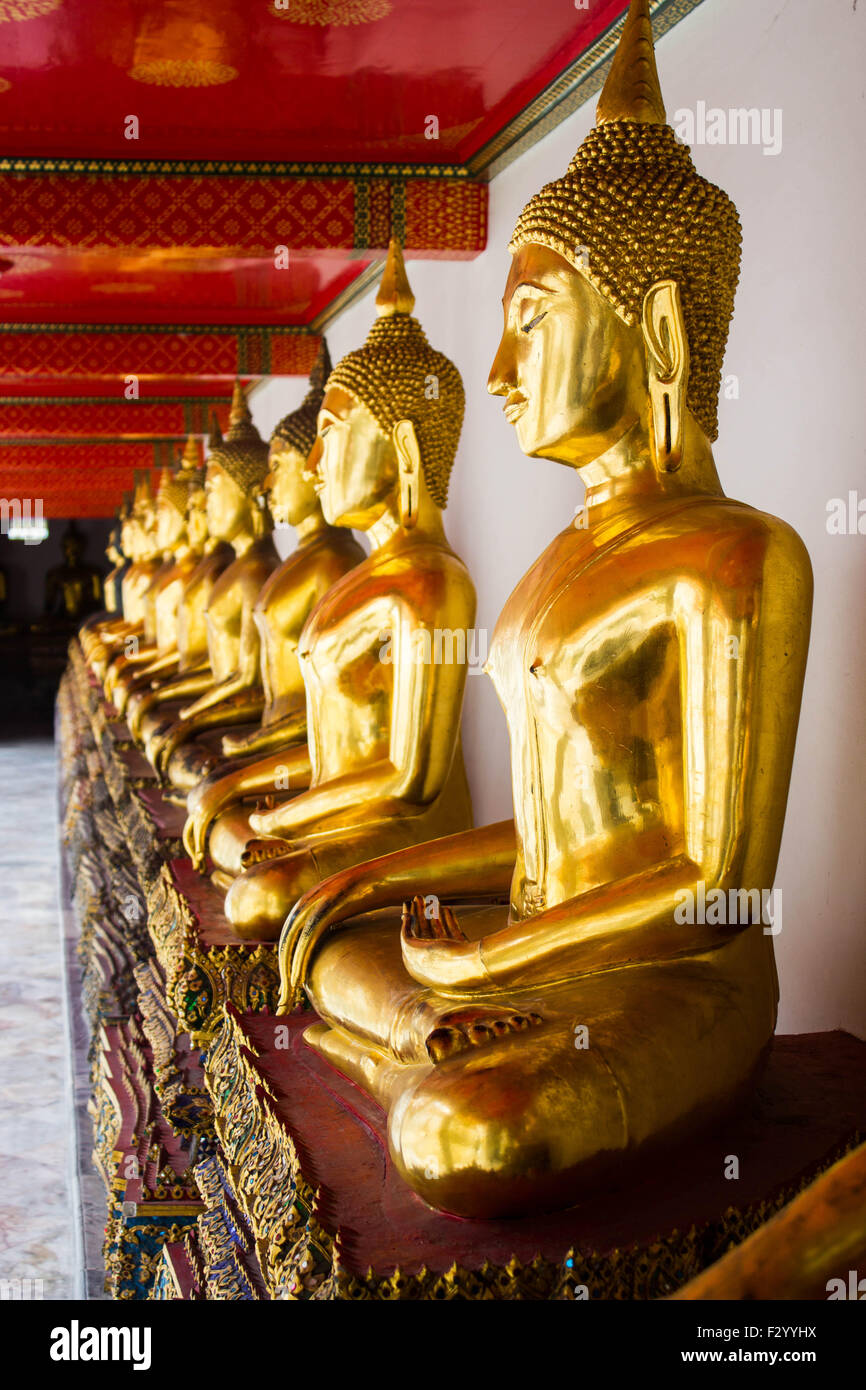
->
xmin=466 ymin=0 xmax=707 ymax=179
xmin=0 ymin=321 xmax=314 ymax=334
xmin=0 ymin=394 xmax=232 ymax=406
xmin=0 ymin=156 xmax=471 ymax=180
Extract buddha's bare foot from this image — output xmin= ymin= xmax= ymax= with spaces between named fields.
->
xmin=424 ymin=1005 xmax=543 ymax=1064
xmin=240 ymin=837 xmax=291 ymax=867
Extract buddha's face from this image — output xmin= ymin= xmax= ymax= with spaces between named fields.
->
xmin=156 ymin=497 xmax=184 ymax=551
xmin=308 ymin=386 xmax=396 ymax=530
xmin=136 ymin=502 xmax=158 ymax=558
xmin=266 ymin=440 xmax=317 ymax=528
xmin=119 ymin=517 xmax=136 ymax=559
xmin=187 ymin=490 xmax=208 ymax=552
xmin=488 ymin=243 xmax=647 ymax=469
xmin=205 ymin=461 xmax=249 ymax=542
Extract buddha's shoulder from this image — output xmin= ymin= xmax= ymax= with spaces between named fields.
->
xmin=662 ymin=498 xmax=812 ymax=585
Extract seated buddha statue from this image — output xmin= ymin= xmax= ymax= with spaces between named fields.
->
xmin=105 ymin=436 xmax=207 ymax=717
xmin=182 ymin=340 xmax=366 ymax=887
xmin=102 ymin=516 xmax=128 ymax=617
xmin=218 ymin=241 xmax=476 ymax=941
xmin=147 ymin=382 xmax=281 ymax=792
xmin=82 ymin=473 xmax=161 ymax=680
xmin=273 ymin=0 xmax=814 ymax=1220
xmin=45 ymin=522 xmax=104 ymax=622
xmin=126 ymin=421 xmax=234 ymax=744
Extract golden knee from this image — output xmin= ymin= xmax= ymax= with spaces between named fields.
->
xmin=387 ymin=1036 xmax=628 ymax=1219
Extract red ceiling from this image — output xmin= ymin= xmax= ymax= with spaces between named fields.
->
xmin=0 ymin=0 xmax=625 ymax=165
xmin=0 ymin=248 xmax=370 ymax=327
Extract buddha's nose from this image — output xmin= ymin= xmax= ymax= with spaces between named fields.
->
xmin=304 ymin=436 xmax=323 ymax=480
xmin=487 ymin=338 xmax=513 ymax=397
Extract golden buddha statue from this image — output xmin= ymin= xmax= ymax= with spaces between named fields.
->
xmin=102 ymin=515 xmax=127 ymax=616
xmin=45 ymin=522 xmax=104 ymax=622
xmin=82 ymin=473 xmax=161 ymax=679
xmin=125 ymin=419 xmax=233 ymax=743
xmin=105 ymin=436 xmax=207 ymax=717
xmin=182 ymin=340 xmax=366 ymax=886
xmin=147 ymin=382 xmax=281 ymax=791
xmin=215 ymin=242 xmax=476 ymax=941
xmin=273 ymin=0 xmax=814 ymax=1220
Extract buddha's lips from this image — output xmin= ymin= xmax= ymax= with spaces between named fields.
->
xmin=504 ymin=397 xmax=528 ymax=425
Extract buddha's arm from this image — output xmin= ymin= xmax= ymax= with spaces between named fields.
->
xmin=221 ymin=705 xmax=307 ymax=758
xmin=105 ymin=644 xmax=158 ymax=694
xmin=180 ymin=603 xmax=262 ymax=720
xmin=400 ymin=855 xmax=748 ymax=993
xmin=137 ymin=649 xmax=180 ymax=681
xmin=279 ymin=821 xmax=517 ymax=1009
xmin=251 ymin=602 xmax=470 ymax=840
xmin=153 ymin=689 xmax=266 ymax=777
xmin=184 ymin=744 xmax=313 ymax=869
xmin=147 ymin=668 xmax=213 ymax=703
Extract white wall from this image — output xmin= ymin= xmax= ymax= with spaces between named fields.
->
xmin=253 ymin=0 xmax=866 ymax=1037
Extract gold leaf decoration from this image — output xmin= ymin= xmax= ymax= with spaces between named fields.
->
xmin=129 ymin=59 xmax=238 ymax=88
xmin=269 ymin=0 xmax=391 ymax=26
xmin=0 ymin=0 xmax=61 ymax=21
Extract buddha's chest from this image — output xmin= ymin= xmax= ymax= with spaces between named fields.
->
xmin=300 ymin=590 xmax=396 ymax=704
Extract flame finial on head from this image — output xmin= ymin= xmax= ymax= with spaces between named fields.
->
xmin=375 ymin=239 xmax=415 ymax=319
xmin=597 ymin=0 xmax=666 ymax=126
xmin=180 ymin=433 xmax=202 ymax=472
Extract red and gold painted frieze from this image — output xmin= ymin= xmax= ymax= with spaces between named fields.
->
xmin=0 ymin=397 xmax=233 ymax=439
xmin=0 ymin=325 xmax=320 ymax=391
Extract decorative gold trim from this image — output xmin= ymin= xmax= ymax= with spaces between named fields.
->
xmin=0 ymin=156 xmax=470 ymax=180
xmin=0 ymin=321 xmax=316 ymax=335
xmin=0 ymin=395 xmax=231 ymax=405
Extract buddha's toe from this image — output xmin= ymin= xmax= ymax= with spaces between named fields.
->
xmin=424 ymin=1006 xmax=543 ymax=1062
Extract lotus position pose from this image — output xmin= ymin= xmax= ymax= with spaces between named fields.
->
xmin=145 ymin=384 xmax=281 ymax=792
xmin=104 ymin=437 xmax=208 ymax=716
xmin=183 ymin=342 xmax=365 ymax=887
xmin=273 ymin=0 xmax=813 ymax=1220
xmin=220 ymin=243 xmax=476 ymax=941
xmin=81 ymin=474 xmax=161 ymax=680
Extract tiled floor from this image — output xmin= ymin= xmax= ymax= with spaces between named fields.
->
xmin=0 ymin=736 xmax=81 ymax=1300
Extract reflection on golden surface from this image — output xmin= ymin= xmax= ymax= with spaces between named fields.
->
xmin=276 ymin=0 xmax=814 ymax=1221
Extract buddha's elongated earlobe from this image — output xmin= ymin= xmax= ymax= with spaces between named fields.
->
xmin=393 ymin=419 xmax=421 ymax=529
xmin=642 ymin=279 xmax=689 ymax=474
